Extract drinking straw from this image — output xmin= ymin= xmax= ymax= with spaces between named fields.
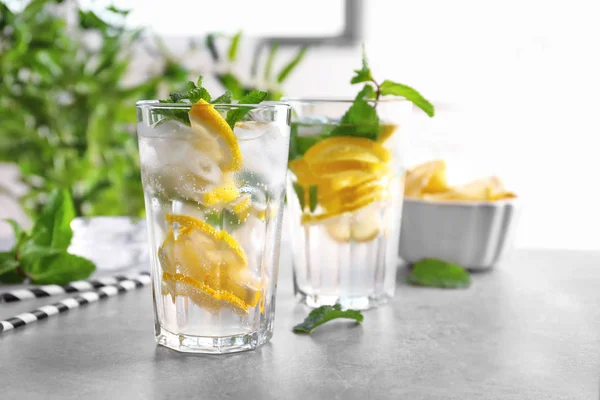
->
xmin=0 ymin=275 xmax=151 ymax=333
xmin=0 ymin=272 xmax=150 ymax=303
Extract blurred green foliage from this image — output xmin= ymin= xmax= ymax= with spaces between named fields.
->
xmin=0 ymin=0 xmax=307 ymax=220
xmin=209 ymin=31 xmax=308 ymax=101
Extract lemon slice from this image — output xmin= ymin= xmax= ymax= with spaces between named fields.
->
xmin=189 ymin=99 xmax=242 ymax=172
xmin=325 ymin=209 xmax=381 ymax=243
xmin=165 ymin=214 xmax=247 ymax=267
xmin=288 ymin=158 xmax=322 ymax=186
xmin=304 ymin=136 xmax=390 ymax=167
xmin=319 ymin=179 xmax=385 ymax=214
xmin=159 ymin=214 xmax=261 ymax=313
xmin=202 ymin=174 xmax=240 ymax=207
xmin=423 ymin=176 xmax=516 ymax=201
xmin=162 ymin=272 xmax=253 ymax=315
xmin=376 ymin=124 xmax=398 ymax=144
xmin=404 ymin=160 xmax=448 ymax=197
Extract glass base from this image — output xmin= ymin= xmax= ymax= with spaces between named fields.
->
xmin=295 ymin=289 xmax=392 ymax=310
xmin=155 ymin=326 xmax=272 ymax=354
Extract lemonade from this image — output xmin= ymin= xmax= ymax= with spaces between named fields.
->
xmin=285 ymin=110 xmax=409 ymax=310
xmin=137 ymin=93 xmax=290 ymax=353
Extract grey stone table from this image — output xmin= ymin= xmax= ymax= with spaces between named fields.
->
xmin=1 ymin=249 xmax=599 ymax=400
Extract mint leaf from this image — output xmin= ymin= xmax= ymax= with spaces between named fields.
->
xmin=407 ymin=258 xmax=470 ymax=288
xmin=30 ymin=188 xmax=75 ymax=250
xmin=264 ymin=41 xmax=279 ymax=81
xmin=211 ymin=91 xmax=233 ymax=104
xmin=25 ymin=251 xmax=96 ymax=285
xmin=5 ymin=219 xmax=26 ymax=250
xmin=157 ymin=75 xmax=218 ymax=125
xmin=225 ymin=90 xmax=268 ymax=129
xmin=277 ymin=46 xmax=308 ymax=84
xmin=19 ymin=243 xmax=62 ymax=263
xmin=228 ymin=30 xmax=242 ymax=62
xmin=292 ymin=182 xmax=305 ymax=210
xmin=308 ymin=185 xmax=318 ymax=212
xmin=187 ymin=86 xmax=211 ymax=103
xmin=293 ymin=304 xmax=364 ymax=334
xmin=206 ymin=33 xmax=220 ymax=61
xmin=350 ymin=47 xmax=373 ymax=84
xmin=0 ymin=268 xmax=25 ymax=284
xmin=330 ymin=86 xmax=380 ymax=140
xmin=155 ymin=102 xmax=190 ymax=126
xmin=0 ymin=251 xmax=19 ymax=276
xmin=216 ymin=72 xmax=246 ymax=99
xmin=380 ymin=80 xmax=435 ymax=117
xmin=289 ymin=122 xmax=334 ymax=160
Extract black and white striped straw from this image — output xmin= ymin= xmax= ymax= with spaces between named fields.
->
xmin=0 ymin=274 xmax=151 ymax=333
xmin=0 ymin=271 xmax=150 ymax=303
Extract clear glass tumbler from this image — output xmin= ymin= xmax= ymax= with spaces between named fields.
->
xmin=136 ymin=100 xmax=290 ymax=353
xmin=284 ymin=98 xmax=411 ymax=310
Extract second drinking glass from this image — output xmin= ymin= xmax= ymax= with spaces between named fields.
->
xmin=284 ymin=98 xmax=411 ymax=310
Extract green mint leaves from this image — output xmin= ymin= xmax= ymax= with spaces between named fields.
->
xmin=406 ymin=258 xmax=471 ymax=289
xmin=292 ymin=183 xmax=318 ymax=212
xmin=293 ymin=304 xmax=364 ymax=334
xmin=224 ymin=89 xmax=268 ymax=129
xmin=211 ymin=91 xmax=233 ymax=105
xmin=337 ymin=48 xmax=434 ymax=141
xmin=330 ymin=85 xmax=380 ymax=140
xmin=379 ymin=80 xmax=434 ymax=117
xmin=157 ymin=76 xmax=267 ymax=129
xmin=0 ymin=189 xmax=96 ymax=285
xmin=350 ymin=47 xmax=374 ymax=84
xmin=277 ymin=46 xmax=308 ymax=84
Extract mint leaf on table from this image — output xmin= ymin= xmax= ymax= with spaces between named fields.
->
xmin=406 ymin=258 xmax=471 ymax=289
xmin=293 ymin=304 xmax=364 ymax=334
xmin=0 ymin=188 xmax=96 ymax=285
xmin=379 ymin=80 xmax=435 ymax=117
xmin=225 ymin=89 xmax=268 ymax=129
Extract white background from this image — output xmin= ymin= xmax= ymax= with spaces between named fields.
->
xmin=2 ymin=0 xmax=600 ymax=249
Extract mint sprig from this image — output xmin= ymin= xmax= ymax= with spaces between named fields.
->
xmin=330 ymin=85 xmax=380 ymax=140
xmin=155 ymin=76 xmax=267 ymax=129
xmin=328 ymin=48 xmax=434 ymax=142
xmin=225 ymin=89 xmax=268 ymax=129
xmin=293 ymin=304 xmax=364 ymax=334
xmin=350 ymin=47 xmax=435 ymax=117
xmin=406 ymin=258 xmax=471 ymax=289
xmin=0 ymin=189 xmax=96 ymax=285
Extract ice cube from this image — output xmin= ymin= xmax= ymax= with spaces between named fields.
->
xmin=140 ymin=119 xmax=193 ymax=139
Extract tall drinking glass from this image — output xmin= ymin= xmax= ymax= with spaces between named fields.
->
xmin=284 ymin=98 xmax=411 ymax=310
xmin=136 ymin=101 xmax=291 ymax=353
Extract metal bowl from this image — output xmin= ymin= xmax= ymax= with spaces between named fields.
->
xmin=399 ymin=198 xmax=521 ymax=270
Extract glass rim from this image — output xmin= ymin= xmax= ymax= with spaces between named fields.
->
xmin=280 ymin=96 xmax=410 ymax=104
xmin=136 ymin=100 xmax=291 ymax=110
